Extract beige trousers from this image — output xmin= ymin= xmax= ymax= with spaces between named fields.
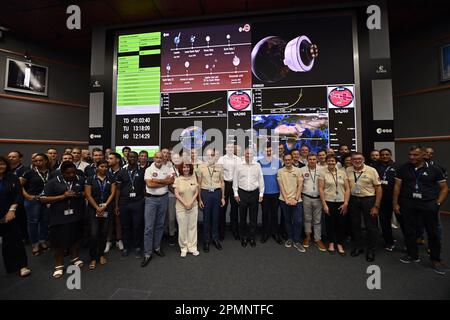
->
xmin=176 ymin=205 xmax=199 ymax=253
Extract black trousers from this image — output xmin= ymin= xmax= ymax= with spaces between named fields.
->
xmin=88 ymin=207 xmax=110 ymax=260
xmin=119 ymin=199 xmax=144 ymax=251
xmin=261 ymin=193 xmax=280 ymax=236
xmin=349 ymin=196 xmax=378 ymax=251
xmin=220 ymin=181 xmax=239 ymax=237
xmin=379 ymin=197 xmax=405 ymax=246
xmin=0 ymin=220 xmax=28 ymax=273
xmin=324 ymin=202 xmax=346 ymax=245
xmin=400 ymin=199 xmax=441 ymax=261
xmin=238 ymin=189 xmax=259 ymax=240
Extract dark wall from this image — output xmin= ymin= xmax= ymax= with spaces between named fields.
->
xmin=0 ymin=35 xmax=90 ymax=164
xmin=391 ymin=18 xmax=450 ymax=210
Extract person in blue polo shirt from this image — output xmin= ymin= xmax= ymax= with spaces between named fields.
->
xmin=258 ymin=146 xmax=283 ymax=245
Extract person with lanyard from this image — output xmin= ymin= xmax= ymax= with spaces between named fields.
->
xmin=138 ymin=150 xmax=151 ymax=170
xmin=393 ymin=146 xmax=448 ymax=275
xmin=374 ymin=148 xmax=402 ymax=252
xmin=115 ymin=151 xmax=145 ymax=258
xmin=173 ymin=162 xmax=200 ymax=257
xmin=318 ymin=155 xmax=350 ymax=256
xmin=316 ymin=150 xmax=327 ymax=169
xmin=8 ymin=150 xmax=28 ymax=243
xmin=198 ymin=148 xmax=225 ymax=252
xmin=105 ymin=152 xmax=124 ymax=253
xmin=299 ymin=154 xmax=327 ymax=252
xmin=346 ymin=152 xmax=382 ymax=262
xmin=47 ymin=148 xmax=60 ymax=171
xmin=141 ymin=152 xmax=175 ymax=267
xmin=258 ymin=146 xmax=283 ymax=245
xmin=421 ymin=146 xmax=447 ymax=244
xmin=291 ymin=149 xmax=305 ymax=168
xmin=277 ymin=153 xmax=305 ymax=253
xmin=233 ymin=147 xmax=264 ymax=248
xmin=217 ymin=143 xmax=242 ymax=240
xmin=71 ymin=147 xmax=90 ymax=172
xmin=299 ymin=145 xmax=310 ymax=166
xmin=84 ymin=148 xmax=104 ymax=178
xmin=121 ymin=146 xmax=131 ymax=167
xmin=20 ymin=153 xmax=51 ymax=256
xmin=42 ymin=161 xmax=85 ymax=279
xmin=0 ymin=156 xmax=31 ymax=278
xmin=85 ymin=160 xmax=116 ymax=270
xmin=166 ymin=151 xmax=182 ymax=246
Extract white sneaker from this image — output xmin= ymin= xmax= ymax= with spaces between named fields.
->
xmin=116 ymin=240 xmax=124 ymax=251
xmin=192 ymin=250 xmax=200 ymax=256
xmin=180 ymin=251 xmax=187 ymax=258
xmin=104 ymin=241 xmax=111 ymax=253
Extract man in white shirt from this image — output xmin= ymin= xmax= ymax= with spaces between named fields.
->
xmin=218 ymin=143 xmax=242 ymax=240
xmin=233 ymin=147 xmax=264 ymax=248
xmin=142 ymin=152 xmax=175 ymax=267
xmin=299 ymin=154 xmax=326 ymax=252
xmin=71 ymin=147 xmax=89 ymax=171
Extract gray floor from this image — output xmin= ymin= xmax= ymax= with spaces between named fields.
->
xmin=1 ymin=216 xmax=450 ymax=300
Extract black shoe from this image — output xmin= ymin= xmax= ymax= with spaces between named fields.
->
xmin=241 ymin=238 xmax=247 ymax=248
xmin=169 ymin=235 xmax=176 ymax=246
xmin=203 ymin=242 xmax=210 ymax=253
xmin=273 ymin=234 xmax=283 ymax=245
xmin=250 ymin=238 xmax=256 ymax=248
xmin=351 ymin=248 xmax=363 ymax=257
xmin=141 ymin=255 xmax=152 ymax=267
xmin=366 ymin=251 xmax=375 ymax=262
xmin=121 ymin=249 xmax=129 ymax=257
xmin=399 ymin=255 xmax=421 ymax=264
xmin=213 ymin=240 xmax=223 ymax=250
xmin=232 ymin=232 xmax=240 ymax=240
xmin=260 ymin=234 xmax=269 ymax=243
xmin=154 ymin=249 xmax=165 ymax=257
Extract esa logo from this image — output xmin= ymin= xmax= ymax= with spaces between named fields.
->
xmin=376 ymin=128 xmax=392 ymax=134
xmin=90 ymin=134 xmax=101 ymax=139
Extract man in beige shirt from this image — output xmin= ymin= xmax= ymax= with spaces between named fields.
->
xmin=277 ymin=153 xmax=305 ymax=253
xmin=197 ymin=148 xmax=225 ymax=252
xmin=346 ymin=152 xmax=382 ymax=262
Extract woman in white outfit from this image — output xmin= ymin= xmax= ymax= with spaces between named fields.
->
xmin=173 ymin=163 xmax=199 ymax=257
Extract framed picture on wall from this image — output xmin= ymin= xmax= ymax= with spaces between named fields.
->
xmin=4 ymin=58 xmax=48 ymax=96
xmin=440 ymin=44 xmax=450 ymax=82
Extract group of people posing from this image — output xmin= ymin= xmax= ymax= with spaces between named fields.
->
xmin=0 ymin=143 xmax=448 ymax=279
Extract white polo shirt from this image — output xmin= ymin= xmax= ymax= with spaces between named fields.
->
xmin=144 ymin=163 xmax=174 ymax=195
xmin=299 ymin=165 xmax=321 ymax=197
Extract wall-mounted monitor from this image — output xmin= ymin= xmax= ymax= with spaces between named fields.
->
xmin=113 ymin=13 xmax=358 ymax=156
xmin=4 ymin=58 xmax=48 ymax=96
xmin=440 ymin=44 xmax=450 ymax=82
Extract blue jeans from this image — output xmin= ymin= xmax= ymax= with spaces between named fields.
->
xmin=201 ymin=189 xmax=221 ymax=242
xmin=280 ymin=201 xmax=303 ymax=243
xmin=144 ymin=194 xmax=169 ymax=256
xmin=24 ymin=199 xmax=49 ymax=245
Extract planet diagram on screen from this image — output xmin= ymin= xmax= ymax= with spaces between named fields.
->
xmin=251 ymin=35 xmax=319 ymax=83
xmin=180 ymin=126 xmax=206 ymax=149
xmin=228 ymin=91 xmax=251 ymax=111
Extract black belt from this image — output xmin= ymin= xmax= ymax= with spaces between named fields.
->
xmin=238 ymin=188 xmax=259 ymax=193
xmin=146 ymin=193 xmax=168 ymax=198
xmin=301 ymin=193 xmax=320 ymax=199
xmin=350 ymin=195 xmax=375 ymax=199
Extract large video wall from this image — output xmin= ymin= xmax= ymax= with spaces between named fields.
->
xmin=114 ymin=14 xmax=357 ymax=156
